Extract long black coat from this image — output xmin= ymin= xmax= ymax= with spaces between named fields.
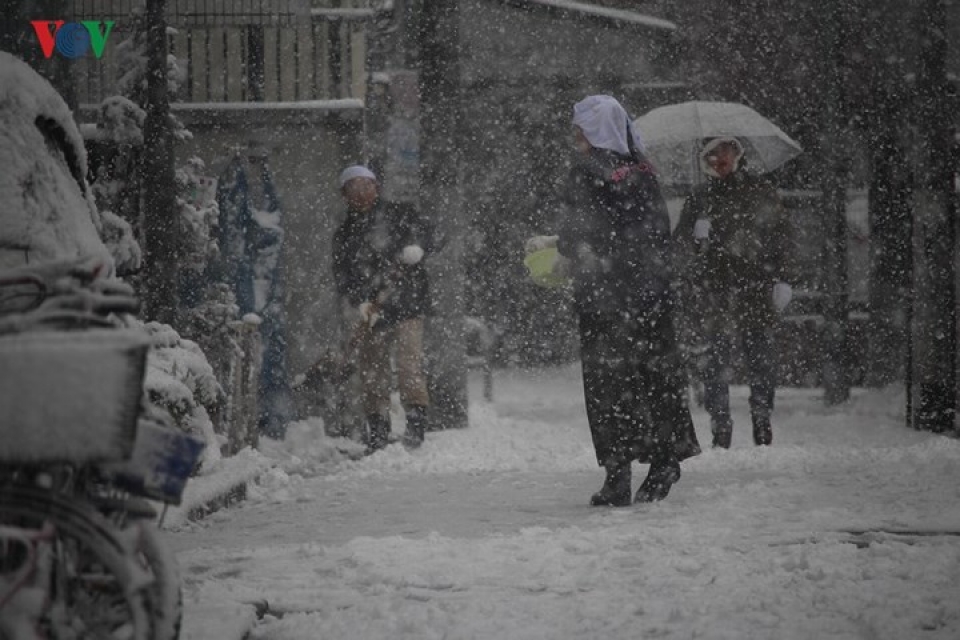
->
xmin=674 ymin=170 xmax=789 ymax=329
xmin=332 ymin=201 xmax=433 ymax=326
xmin=556 ymin=148 xmax=700 ymax=466
xmin=556 ymin=148 xmax=673 ymax=316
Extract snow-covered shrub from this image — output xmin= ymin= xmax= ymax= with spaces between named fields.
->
xmin=87 ymin=96 xmax=144 ymax=273
xmin=96 ymin=95 xmax=145 ymax=144
xmin=176 ymin=157 xmax=220 ymax=283
xmin=141 ymin=321 xmax=224 ymax=468
xmin=98 ymin=209 xmax=142 ymax=275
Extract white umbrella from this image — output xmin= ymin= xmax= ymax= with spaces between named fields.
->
xmin=632 ymin=101 xmax=803 ymax=186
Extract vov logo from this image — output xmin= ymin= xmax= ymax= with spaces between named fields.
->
xmin=30 ymin=20 xmax=116 ymax=59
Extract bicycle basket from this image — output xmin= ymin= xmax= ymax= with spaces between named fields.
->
xmin=0 ymin=328 xmax=149 ymax=463
xmin=103 ymin=419 xmax=206 ymax=505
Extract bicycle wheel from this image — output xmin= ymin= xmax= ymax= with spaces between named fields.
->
xmin=0 ymin=487 xmax=151 ymax=640
xmin=137 ymin=524 xmax=183 ymax=640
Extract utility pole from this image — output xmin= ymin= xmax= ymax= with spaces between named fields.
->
xmin=910 ymin=0 xmax=956 ymax=432
xmin=417 ymin=0 xmax=468 ymax=430
xmin=819 ymin=0 xmax=851 ymax=406
xmin=141 ymin=0 xmax=179 ymax=325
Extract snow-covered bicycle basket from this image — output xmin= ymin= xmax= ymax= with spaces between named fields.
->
xmin=0 ymin=328 xmax=149 ymax=463
xmin=105 ymin=418 xmax=206 ymax=505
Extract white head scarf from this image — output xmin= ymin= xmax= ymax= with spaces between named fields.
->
xmin=572 ymin=95 xmax=644 ymax=158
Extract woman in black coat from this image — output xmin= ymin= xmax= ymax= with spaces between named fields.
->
xmin=556 ymin=95 xmax=700 ymax=506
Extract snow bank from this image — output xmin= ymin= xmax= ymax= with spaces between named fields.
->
xmin=172 ymin=366 xmax=960 ymax=640
xmin=162 ymin=446 xmax=274 ymax=530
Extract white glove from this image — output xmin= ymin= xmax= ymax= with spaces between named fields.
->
xmin=358 ymin=301 xmax=380 ymax=327
xmin=400 ymin=244 xmax=424 ymax=265
xmin=552 ymin=254 xmax=571 ymax=278
xmin=693 ymin=219 xmax=711 ymax=240
xmin=525 ymin=234 xmax=559 ymax=253
xmin=772 ymin=282 xmax=792 ymax=313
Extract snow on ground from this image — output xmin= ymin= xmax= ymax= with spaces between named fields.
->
xmin=169 ymin=365 xmax=960 ymax=640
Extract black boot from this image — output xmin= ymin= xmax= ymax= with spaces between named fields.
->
xmin=752 ymin=413 xmax=772 ymax=446
xmin=364 ymin=413 xmax=391 ymax=455
xmin=590 ymin=462 xmax=632 ymax=507
xmin=401 ymin=406 xmax=427 ymax=449
xmin=711 ymin=418 xmax=732 ymax=449
xmin=634 ymin=449 xmax=681 ymax=503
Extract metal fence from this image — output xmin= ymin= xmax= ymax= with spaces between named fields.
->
xmin=70 ymin=0 xmax=373 ymax=105
xmin=72 ymin=0 xmax=310 ymax=26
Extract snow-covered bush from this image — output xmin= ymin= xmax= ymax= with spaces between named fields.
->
xmin=98 ymin=209 xmax=143 ymax=275
xmin=141 ymin=321 xmax=224 ymax=468
xmin=84 ymin=11 xmax=261 ymax=459
xmin=87 ymin=96 xmax=145 ymax=274
xmin=96 ymin=95 xmax=146 ymax=144
xmin=176 ymin=157 xmax=220 ymax=285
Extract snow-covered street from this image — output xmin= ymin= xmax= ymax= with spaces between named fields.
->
xmin=170 ymin=367 xmax=960 ymax=640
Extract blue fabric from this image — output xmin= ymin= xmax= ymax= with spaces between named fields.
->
xmin=215 ymin=157 xmax=293 ymax=438
xmin=216 ymin=159 xmax=257 ymax=314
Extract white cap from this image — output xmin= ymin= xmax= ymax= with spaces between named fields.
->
xmin=339 ymin=165 xmax=377 ymax=187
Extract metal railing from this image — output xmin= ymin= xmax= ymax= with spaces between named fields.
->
xmin=72 ymin=0 xmax=308 ymax=26
xmin=71 ymin=1 xmax=373 ymax=106
xmin=169 ymin=18 xmax=367 ymax=103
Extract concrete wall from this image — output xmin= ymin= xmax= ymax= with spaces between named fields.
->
xmin=456 ymin=0 xmax=684 ymax=225
xmin=461 ymin=1 xmax=661 ymax=86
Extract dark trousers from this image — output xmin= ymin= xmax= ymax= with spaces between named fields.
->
xmin=578 ymin=310 xmax=699 ymax=467
xmin=702 ymin=322 xmax=775 ymax=430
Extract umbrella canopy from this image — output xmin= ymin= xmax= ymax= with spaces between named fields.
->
xmin=633 ymin=101 xmax=803 ymax=185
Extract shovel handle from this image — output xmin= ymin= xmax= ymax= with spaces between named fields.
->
xmin=296 ymin=298 xmax=384 ymax=390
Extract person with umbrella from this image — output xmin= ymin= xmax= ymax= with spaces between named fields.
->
xmin=674 ymin=137 xmax=793 ymax=448
xmin=555 ymin=95 xmax=700 ymax=506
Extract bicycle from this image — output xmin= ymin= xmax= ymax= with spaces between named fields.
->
xmin=0 ymin=259 xmax=203 ymax=640
xmin=0 ymin=521 xmax=55 ymax=638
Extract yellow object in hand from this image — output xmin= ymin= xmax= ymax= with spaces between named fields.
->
xmin=524 ymin=247 xmax=570 ymax=289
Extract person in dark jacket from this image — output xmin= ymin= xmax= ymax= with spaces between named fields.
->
xmin=556 ymin=95 xmax=701 ymax=506
xmin=674 ymin=137 xmax=792 ymax=448
xmin=331 ymin=165 xmax=432 ymax=452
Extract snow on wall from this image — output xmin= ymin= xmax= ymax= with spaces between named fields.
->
xmin=508 ymin=0 xmax=677 ymax=31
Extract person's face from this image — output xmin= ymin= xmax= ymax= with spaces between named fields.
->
xmin=704 ymin=143 xmax=740 ymax=178
xmin=342 ymin=177 xmax=378 ymax=212
xmin=574 ymin=126 xmax=592 ymax=155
